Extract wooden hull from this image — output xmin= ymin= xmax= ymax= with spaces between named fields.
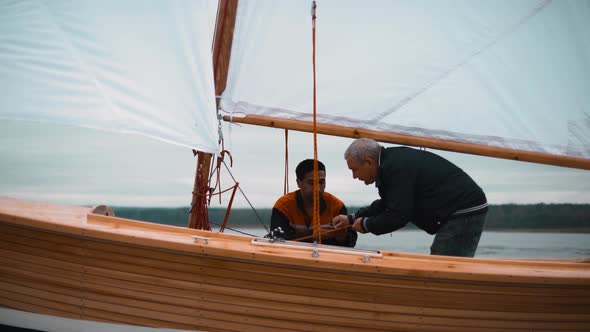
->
xmin=0 ymin=197 xmax=589 ymax=331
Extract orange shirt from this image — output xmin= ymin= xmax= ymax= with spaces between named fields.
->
xmin=270 ymin=190 xmax=357 ymax=248
xmin=273 ymin=191 xmax=344 ymax=233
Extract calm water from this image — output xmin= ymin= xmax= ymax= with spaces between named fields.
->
xmin=220 ymin=228 xmax=590 ymax=259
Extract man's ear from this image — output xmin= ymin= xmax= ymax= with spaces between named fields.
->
xmin=365 ymin=157 xmax=377 ymax=167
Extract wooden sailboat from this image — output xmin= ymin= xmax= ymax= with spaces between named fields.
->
xmin=1 ymin=0 xmax=589 ymax=331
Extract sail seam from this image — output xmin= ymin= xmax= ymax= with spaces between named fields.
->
xmin=371 ymin=0 xmax=552 ymax=122
xmin=37 ymin=1 xmax=120 ymax=121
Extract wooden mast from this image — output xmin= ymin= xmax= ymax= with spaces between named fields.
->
xmin=223 ymin=114 xmax=590 ymax=171
xmin=188 ymin=0 xmax=239 ymax=229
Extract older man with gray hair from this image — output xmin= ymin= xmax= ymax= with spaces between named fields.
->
xmin=332 ymin=138 xmax=488 ymax=257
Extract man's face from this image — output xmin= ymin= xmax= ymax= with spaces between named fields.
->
xmin=297 ymin=170 xmax=326 ymax=201
xmin=346 ymin=156 xmax=377 ymax=185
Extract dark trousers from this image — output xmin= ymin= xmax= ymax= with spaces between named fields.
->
xmin=430 ymin=212 xmax=487 ymax=257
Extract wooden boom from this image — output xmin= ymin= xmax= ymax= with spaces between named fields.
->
xmin=223 ymin=114 xmax=590 ymax=171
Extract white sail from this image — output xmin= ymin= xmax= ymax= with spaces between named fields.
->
xmin=0 ymin=0 xmax=219 ymax=154
xmin=220 ymin=0 xmax=590 ymax=160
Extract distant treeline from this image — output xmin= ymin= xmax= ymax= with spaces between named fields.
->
xmin=112 ymin=204 xmax=590 ymax=231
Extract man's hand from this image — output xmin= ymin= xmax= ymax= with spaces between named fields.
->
xmin=331 ymin=214 xmax=349 ymax=228
xmin=332 ymin=215 xmax=367 ymax=233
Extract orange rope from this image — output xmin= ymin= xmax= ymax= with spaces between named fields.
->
xmin=190 ymin=137 xmax=238 ymax=232
xmin=207 ymin=184 xmax=238 ymax=197
xmin=284 ymin=129 xmax=289 ymax=195
xmin=311 ymin=1 xmax=321 ymax=244
xmin=292 ymin=224 xmax=351 ymax=242
xmin=209 ymin=139 xmax=233 ymax=204
xmin=219 ymin=182 xmax=239 ymax=233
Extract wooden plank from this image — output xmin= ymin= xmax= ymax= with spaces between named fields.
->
xmin=2 ymin=235 xmax=586 ymax=317
xmin=5 ymin=222 xmax=584 ymax=302
xmin=3 ymin=224 xmax=588 ymax=316
xmin=77 ymin=218 xmax=590 ymax=285
xmin=1 ymin=277 xmax=392 ymax=332
xmin=2 ymin=245 xmax=588 ymax=330
xmin=1 ymin=230 xmax=588 ymax=311
xmin=6 ymin=221 xmax=587 ymax=298
xmin=0 ymin=297 xmax=101 ymax=323
xmin=3 ymin=271 xmax=587 ymax=332
xmin=0 ymin=290 xmax=199 ymax=331
xmin=2 ymin=202 xmax=589 ymax=286
xmin=2 ymin=236 xmax=588 ymax=330
xmin=4 ymin=253 xmax=584 ymax=329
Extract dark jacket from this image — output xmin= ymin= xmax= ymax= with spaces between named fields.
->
xmin=270 ymin=190 xmax=357 ymax=247
xmin=356 ymin=147 xmax=487 ymax=235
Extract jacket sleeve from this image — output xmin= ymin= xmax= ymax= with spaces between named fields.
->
xmin=364 ymin=208 xmax=409 ymax=235
xmin=360 ymin=166 xmax=415 ymax=235
xmin=355 ymin=199 xmax=386 ymax=218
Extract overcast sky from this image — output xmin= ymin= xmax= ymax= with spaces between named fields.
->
xmin=2 ymin=1 xmax=589 ymax=212
xmin=2 ymin=119 xmax=590 ymax=209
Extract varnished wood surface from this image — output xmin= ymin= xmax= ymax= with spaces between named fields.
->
xmin=213 ymin=0 xmax=238 ymax=97
xmin=0 ymin=197 xmax=589 ymax=331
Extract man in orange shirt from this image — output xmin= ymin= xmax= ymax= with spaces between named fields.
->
xmin=269 ymin=159 xmax=357 ymax=247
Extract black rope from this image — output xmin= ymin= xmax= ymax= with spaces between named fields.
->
xmin=209 ymin=221 xmax=260 ymax=237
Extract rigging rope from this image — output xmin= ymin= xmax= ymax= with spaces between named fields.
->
xmin=284 ymin=129 xmax=289 ymax=195
xmin=190 ymin=147 xmax=268 ymax=233
xmin=212 ymin=111 xmax=270 ymax=233
xmin=311 ymin=1 xmax=321 ymax=244
xmin=221 ymin=159 xmax=269 ymax=233
xmin=208 ymin=220 xmax=259 ymax=237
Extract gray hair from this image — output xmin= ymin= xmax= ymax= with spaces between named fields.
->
xmin=344 ymin=138 xmax=381 ymax=162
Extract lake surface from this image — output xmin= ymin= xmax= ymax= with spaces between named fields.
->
xmin=218 ymin=227 xmax=590 ymax=259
